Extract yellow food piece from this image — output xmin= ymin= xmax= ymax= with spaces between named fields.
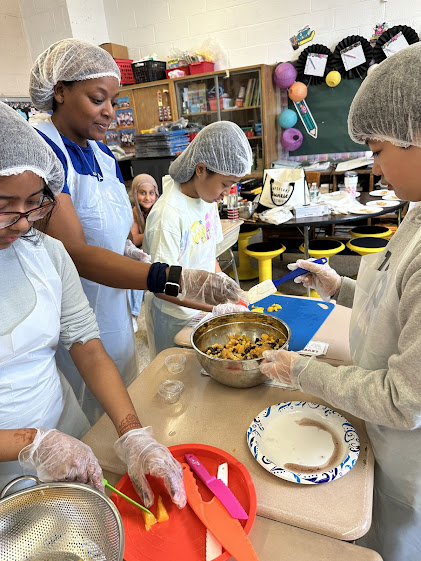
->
xmin=267 ymin=303 xmax=283 ymax=312
xmin=251 ymin=307 xmax=264 ymax=313
xmin=205 ymin=332 xmax=286 ymax=360
xmin=142 ymin=509 xmax=157 ymax=531
xmin=156 ymin=495 xmax=169 ymax=523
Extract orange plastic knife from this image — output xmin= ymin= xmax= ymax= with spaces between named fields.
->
xmin=182 ymin=463 xmax=260 ymax=561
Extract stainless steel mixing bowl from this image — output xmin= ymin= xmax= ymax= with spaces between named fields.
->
xmin=191 ymin=312 xmax=291 ymax=388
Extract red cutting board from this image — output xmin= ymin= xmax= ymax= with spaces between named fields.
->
xmin=111 ymin=444 xmax=257 ymax=561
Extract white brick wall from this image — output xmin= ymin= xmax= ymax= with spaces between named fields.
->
xmin=102 ymin=0 xmax=420 ymax=68
xmin=66 ymin=0 xmax=109 ymax=45
xmin=2 ymin=0 xmax=421 ymax=96
xmin=20 ymin=0 xmax=72 ymax=63
xmin=0 ymin=0 xmax=32 ymax=96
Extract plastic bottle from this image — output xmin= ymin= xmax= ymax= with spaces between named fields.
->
xmin=227 ymin=185 xmax=239 ymax=220
xmin=310 ymin=182 xmax=319 ymax=203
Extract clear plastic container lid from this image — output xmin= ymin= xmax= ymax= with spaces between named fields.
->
xmin=164 ymin=354 xmax=186 ymax=374
xmin=158 ymin=380 xmax=184 ymax=404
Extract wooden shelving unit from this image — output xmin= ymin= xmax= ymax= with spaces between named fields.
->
xmin=119 ymin=64 xmax=277 ymax=175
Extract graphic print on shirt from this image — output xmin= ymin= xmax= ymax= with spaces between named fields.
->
xmin=190 ymin=210 xmax=215 ymax=245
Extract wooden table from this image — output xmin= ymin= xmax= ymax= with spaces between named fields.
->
xmin=83 ymin=305 xmax=375 ymax=541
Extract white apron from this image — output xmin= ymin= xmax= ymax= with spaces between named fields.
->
xmin=350 ymin=227 xmax=421 ymax=561
xmin=34 ymin=121 xmax=137 ymax=425
xmin=0 ymin=239 xmax=89 ymax=492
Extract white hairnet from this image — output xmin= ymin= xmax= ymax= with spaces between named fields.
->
xmin=169 ymin=121 xmax=253 ymax=183
xmin=348 ymin=42 xmax=421 ymax=148
xmin=30 ymin=38 xmax=121 ymax=111
xmin=0 ymin=102 xmax=64 ymax=195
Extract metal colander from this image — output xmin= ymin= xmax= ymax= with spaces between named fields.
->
xmin=0 ymin=476 xmax=124 ymax=561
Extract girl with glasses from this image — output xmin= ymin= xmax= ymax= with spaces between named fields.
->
xmin=0 ymin=101 xmax=186 ymax=507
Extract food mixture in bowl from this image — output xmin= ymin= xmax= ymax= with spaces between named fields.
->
xmin=205 ymin=332 xmax=286 ymax=360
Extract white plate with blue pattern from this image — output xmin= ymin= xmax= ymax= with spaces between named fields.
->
xmin=246 ymin=401 xmax=360 ymax=484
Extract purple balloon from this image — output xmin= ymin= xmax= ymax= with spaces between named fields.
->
xmin=274 ymin=62 xmax=297 ymax=89
xmin=281 ymin=128 xmax=303 ymax=151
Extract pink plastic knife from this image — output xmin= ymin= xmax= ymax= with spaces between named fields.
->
xmin=184 ymin=453 xmax=248 ymax=520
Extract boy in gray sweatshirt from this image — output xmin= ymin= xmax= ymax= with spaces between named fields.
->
xmin=260 ymin=43 xmax=421 ymax=561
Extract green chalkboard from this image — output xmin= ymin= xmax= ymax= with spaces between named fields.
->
xmin=287 ymin=79 xmax=364 ymax=156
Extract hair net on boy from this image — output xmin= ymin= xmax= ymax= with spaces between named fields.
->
xmin=30 ymin=38 xmax=121 ymax=111
xmin=169 ymin=121 xmax=253 ymax=183
xmin=0 ymin=102 xmax=64 ymax=195
xmin=348 ymin=42 xmax=421 ymax=148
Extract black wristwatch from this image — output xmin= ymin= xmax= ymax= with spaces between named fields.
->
xmin=164 ymin=265 xmax=182 ymax=297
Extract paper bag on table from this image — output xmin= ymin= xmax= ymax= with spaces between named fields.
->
xmin=260 ymin=168 xmax=310 ymax=209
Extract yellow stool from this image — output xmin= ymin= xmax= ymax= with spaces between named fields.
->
xmin=350 ymin=225 xmax=392 ymax=238
xmin=235 ymin=228 xmax=261 ymax=280
xmin=347 ymin=237 xmax=388 ymax=256
xmin=244 ymin=241 xmax=286 ymax=283
xmin=299 ymin=239 xmax=345 ymax=297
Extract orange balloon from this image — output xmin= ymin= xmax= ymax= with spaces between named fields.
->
xmin=288 ymin=81 xmax=307 ymax=102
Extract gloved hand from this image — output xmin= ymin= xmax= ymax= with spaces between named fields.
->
xmin=124 ymin=239 xmax=151 ymax=263
xmin=259 ymin=349 xmax=302 ymax=388
xmin=18 ymin=428 xmax=104 ymax=492
xmin=212 ymin=302 xmax=248 ymax=316
xmin=114 ymin=426 xmax=186 ymax=509
xmin=287 ymin=259 xmax=342 ymax=302
xmin=179 ymin=269 xmax=247 ymax=306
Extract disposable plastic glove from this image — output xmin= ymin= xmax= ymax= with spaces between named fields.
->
xmin=179 ymin=269 xmax=247 ymax=306
xmin=114 ymin=426 xmax=186 ymax=509
xmin=212 ymin=302 xmax=248 ymax=316
xmin=259 ymin=349 xmax=302 ymax=388
xmin=124 ymin=239 xmax=151 ymax=263
xmin=287 ymin=258 xmax=342 ymax=302
xmin=18 ymin=428 xmax=104 ymax=491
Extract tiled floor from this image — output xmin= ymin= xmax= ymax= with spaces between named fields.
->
xmin=134 ymin=250 xmax=361 ymax=373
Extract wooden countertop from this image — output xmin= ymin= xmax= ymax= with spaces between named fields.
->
xmin=84 ymin=299 xmax=380 ymax=558
xmin=83 ymin=315 xmax=374 ymax=542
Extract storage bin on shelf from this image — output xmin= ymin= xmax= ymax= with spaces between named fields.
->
xmin=189 ymin=61 xmax=215 ymax=75
xmin=208 ymin=97 xmax=223 ymax=111
xmin=165 ymin=66 xmax=189 ymax=79
xmin=131 ymin=60 xmax=166 ymax=83
xmin=114 ymin=59 xmax=135 ymax=85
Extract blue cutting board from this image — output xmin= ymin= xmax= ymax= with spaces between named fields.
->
xmin=248 ymin=294 xmax=335 ymax=352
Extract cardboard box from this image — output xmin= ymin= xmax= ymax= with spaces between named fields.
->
xmin=293 ymin=204 xmax=330 ymax=218
xmin=99 ymin=43 xmax=129 ymax=59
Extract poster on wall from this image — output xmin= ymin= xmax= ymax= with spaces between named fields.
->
xmin=116 ymin=96 xmax=130 ymax=108
xmin=105 ymin=130 xmax=119 ymax=146
xmin=115 ymin=108 xmax=134 ymax=128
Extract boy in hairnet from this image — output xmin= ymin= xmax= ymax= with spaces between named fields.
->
xmin=143 ymin=121 xmax=252 ymax=356
xmin=259 ymin=42 xmax=421 ymax=561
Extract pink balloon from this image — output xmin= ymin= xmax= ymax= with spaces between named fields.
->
xmin=281 ymin=128 xmax=303 ymax=151
xmin=274 ymin=62 xmax=297 ymax=89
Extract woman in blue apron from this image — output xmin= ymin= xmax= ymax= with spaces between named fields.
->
xmin=0 ymin=101 xmax=186 ymax=508
xmin=28 ymin=39 xmax=245 ymax=425
xmin=259 ymin=43 xmax=421 ymax=561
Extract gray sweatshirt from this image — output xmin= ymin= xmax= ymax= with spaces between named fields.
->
xmin=293 ymin=205 xmax=421 ymax=430
xmin=0 ymin=233 xmax=99 ymax=349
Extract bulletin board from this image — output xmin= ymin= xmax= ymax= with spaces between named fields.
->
xmin=287 ymin=79 xmax=364 ymax=156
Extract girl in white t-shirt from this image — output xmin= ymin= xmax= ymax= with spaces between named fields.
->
xmin=143 ymin=121 xmax=252 ymax=356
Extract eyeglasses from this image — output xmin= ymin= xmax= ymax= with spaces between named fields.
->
xmin=0 ymin=200 xmax=56 ymax=229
